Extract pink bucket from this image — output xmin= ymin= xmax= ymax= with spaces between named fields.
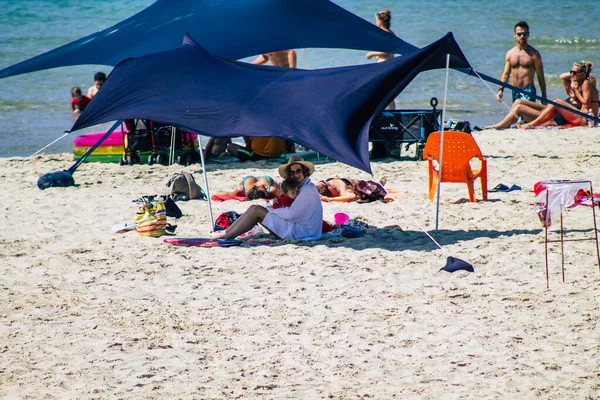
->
xmin=334 ymin=212 xmax=349 ymax=225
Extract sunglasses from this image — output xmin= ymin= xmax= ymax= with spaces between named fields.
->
xmin=570 ymin=70 xmax=583 ymax=75
xmin=289 ymin=168 xmax=303 ymax=175
xmin=515 ymin=32 xmax=529 ymax=37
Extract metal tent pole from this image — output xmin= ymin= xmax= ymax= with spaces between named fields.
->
xmin=169 ymin=126 xmax=176 ymax=165
xmin=435 ymin=54 xmax=451 ymax=232
xmin=197 ymin=136 xmax=215 ymax=229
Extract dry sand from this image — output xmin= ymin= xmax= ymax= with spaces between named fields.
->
xmin=1 ymin=128 xmax=600 ymax=399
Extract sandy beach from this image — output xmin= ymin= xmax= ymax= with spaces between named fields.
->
xmin=2 ymin=128 xmax=600 ymax=399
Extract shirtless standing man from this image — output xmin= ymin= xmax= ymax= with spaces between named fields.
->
xmin=497 ymin=21 xmax=547 ymax=105
xmin=251 ymin=50 xmax=297 ymax=68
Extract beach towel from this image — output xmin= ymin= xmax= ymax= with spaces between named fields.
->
xmin=239 ymin=223 xmax=403 ymax=247
xmin=211 ymin=194 xmax=248 ymax=202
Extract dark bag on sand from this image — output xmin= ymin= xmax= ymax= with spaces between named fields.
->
xmin=167 ymin=172 xmax=205 ymax=201
xmin=446 ymin=119 xmax=472 ymax=134
xmin=214 ymin=211 xmax=240 ymax=231
xmin=354 ymin=180 xmax=387 ymax=203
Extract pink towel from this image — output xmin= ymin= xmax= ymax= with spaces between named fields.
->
xmin=211 ymin=194 xmax=248 ymax=202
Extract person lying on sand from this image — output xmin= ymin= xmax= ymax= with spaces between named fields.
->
xmin=212 ymin=156 xmax=322 ymax=240
xmin=316 ymin=177 xmax=387 ymax=203
xmin=214 ymin=175 xmax=281 ymax=200
xmin=203 ymin=137 xmax=232 ymax=159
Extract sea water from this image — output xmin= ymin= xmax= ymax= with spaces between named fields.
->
xmin=0 ymin=0 xmax=597 ymax=157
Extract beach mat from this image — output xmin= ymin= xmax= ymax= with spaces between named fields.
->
xmin=240 ymin=224 xmax=404 ymax=247
xmin=163 ymin=237 xmax=242 ymax=247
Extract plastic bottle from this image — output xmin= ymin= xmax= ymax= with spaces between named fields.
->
xmin=588 ymin=110 xmax=595 ymax=128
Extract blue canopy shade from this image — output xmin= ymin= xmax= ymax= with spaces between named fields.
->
xmin=71 ymin=33 xmax=471 ymax=174
xmin=0 ymin=0 xmax=418 ymax=80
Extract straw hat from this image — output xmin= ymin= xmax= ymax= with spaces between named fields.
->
xmin=278 ymin=155 xmax=314 ymax=179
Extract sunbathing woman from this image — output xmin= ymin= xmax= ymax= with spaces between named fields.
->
xmin=315 ymin=178 xmax=358 ymax=202
xmin=316 ymin=177 xmax=388 ymax=203
xmin=214 ymin=175 xmax=281 ymax=200
xmin=519 ymin=61 xmax=598 ymax=128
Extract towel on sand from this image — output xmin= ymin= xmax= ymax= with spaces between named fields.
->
xmin=211 ymin=194 xmax=248 ymax=202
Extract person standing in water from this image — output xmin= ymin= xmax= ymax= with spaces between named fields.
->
xmin=87 ymin=71 xmax=106 ymax=99
xmin=366 ymin=9 xmax=396 ymax=110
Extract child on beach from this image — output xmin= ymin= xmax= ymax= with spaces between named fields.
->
xmin=272 ymin=177 xmax=335 ymax=233
xmin=271 ymin=178 xmax=299 ymax=209
xmin=70 ymin=86 xmax=91 ymax=116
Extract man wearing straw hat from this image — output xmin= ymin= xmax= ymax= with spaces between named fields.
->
xmin=212 ymin=155 xmax=323 ymax=240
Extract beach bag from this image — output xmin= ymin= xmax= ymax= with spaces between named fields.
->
xmin=355 ymin=180 xmax=387 ymax=202
xmin=214 ymin=211 xmax=240 ymax=231
xmin=445 ymin=119 xmax=472 ymax=134
xmin=134 ymin=195 xmax=182 ymax=219
xmin=167 ymin=172 xmax=205 ymax=201
xmin=135 ymin=199 xmax=167 ymax=237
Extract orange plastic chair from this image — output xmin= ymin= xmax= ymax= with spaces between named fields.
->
xmin=422 ymin=130 xmax=488 ymax=202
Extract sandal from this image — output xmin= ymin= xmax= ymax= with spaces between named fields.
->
xmin=489 ymin=184 xmax=510 ymax=193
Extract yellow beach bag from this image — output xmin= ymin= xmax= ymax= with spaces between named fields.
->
xmin=135 ymin=199 xmax=167 ymax=237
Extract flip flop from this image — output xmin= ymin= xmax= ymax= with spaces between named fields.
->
xmin=508 ymin=185 xmax=522 ymax=192
xmin=489 ymin=183 xmax=510 ymax=193
xmin=472 ymin=126 xmax=483 ymax=131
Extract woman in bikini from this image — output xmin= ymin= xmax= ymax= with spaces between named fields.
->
xmin=519 ymin=61 xmax=598 ymax=128
xmin=315 ymin=178 xmax=358 ymax=202
xmin=215 ymin=175 xmax=281 ymax=200
xmin=315 ymin=177 xmax=388 ymax=203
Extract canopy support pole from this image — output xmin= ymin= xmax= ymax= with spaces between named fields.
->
xmin=169 ymin=126 xmax=176 ymax=165
xmin=68 ymin=120 xmax=122 ymax=175
xmin=435 ymin=54 xmax=451 ymax=232
xmin=197 ymin=136 xmax=215 ymax=229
